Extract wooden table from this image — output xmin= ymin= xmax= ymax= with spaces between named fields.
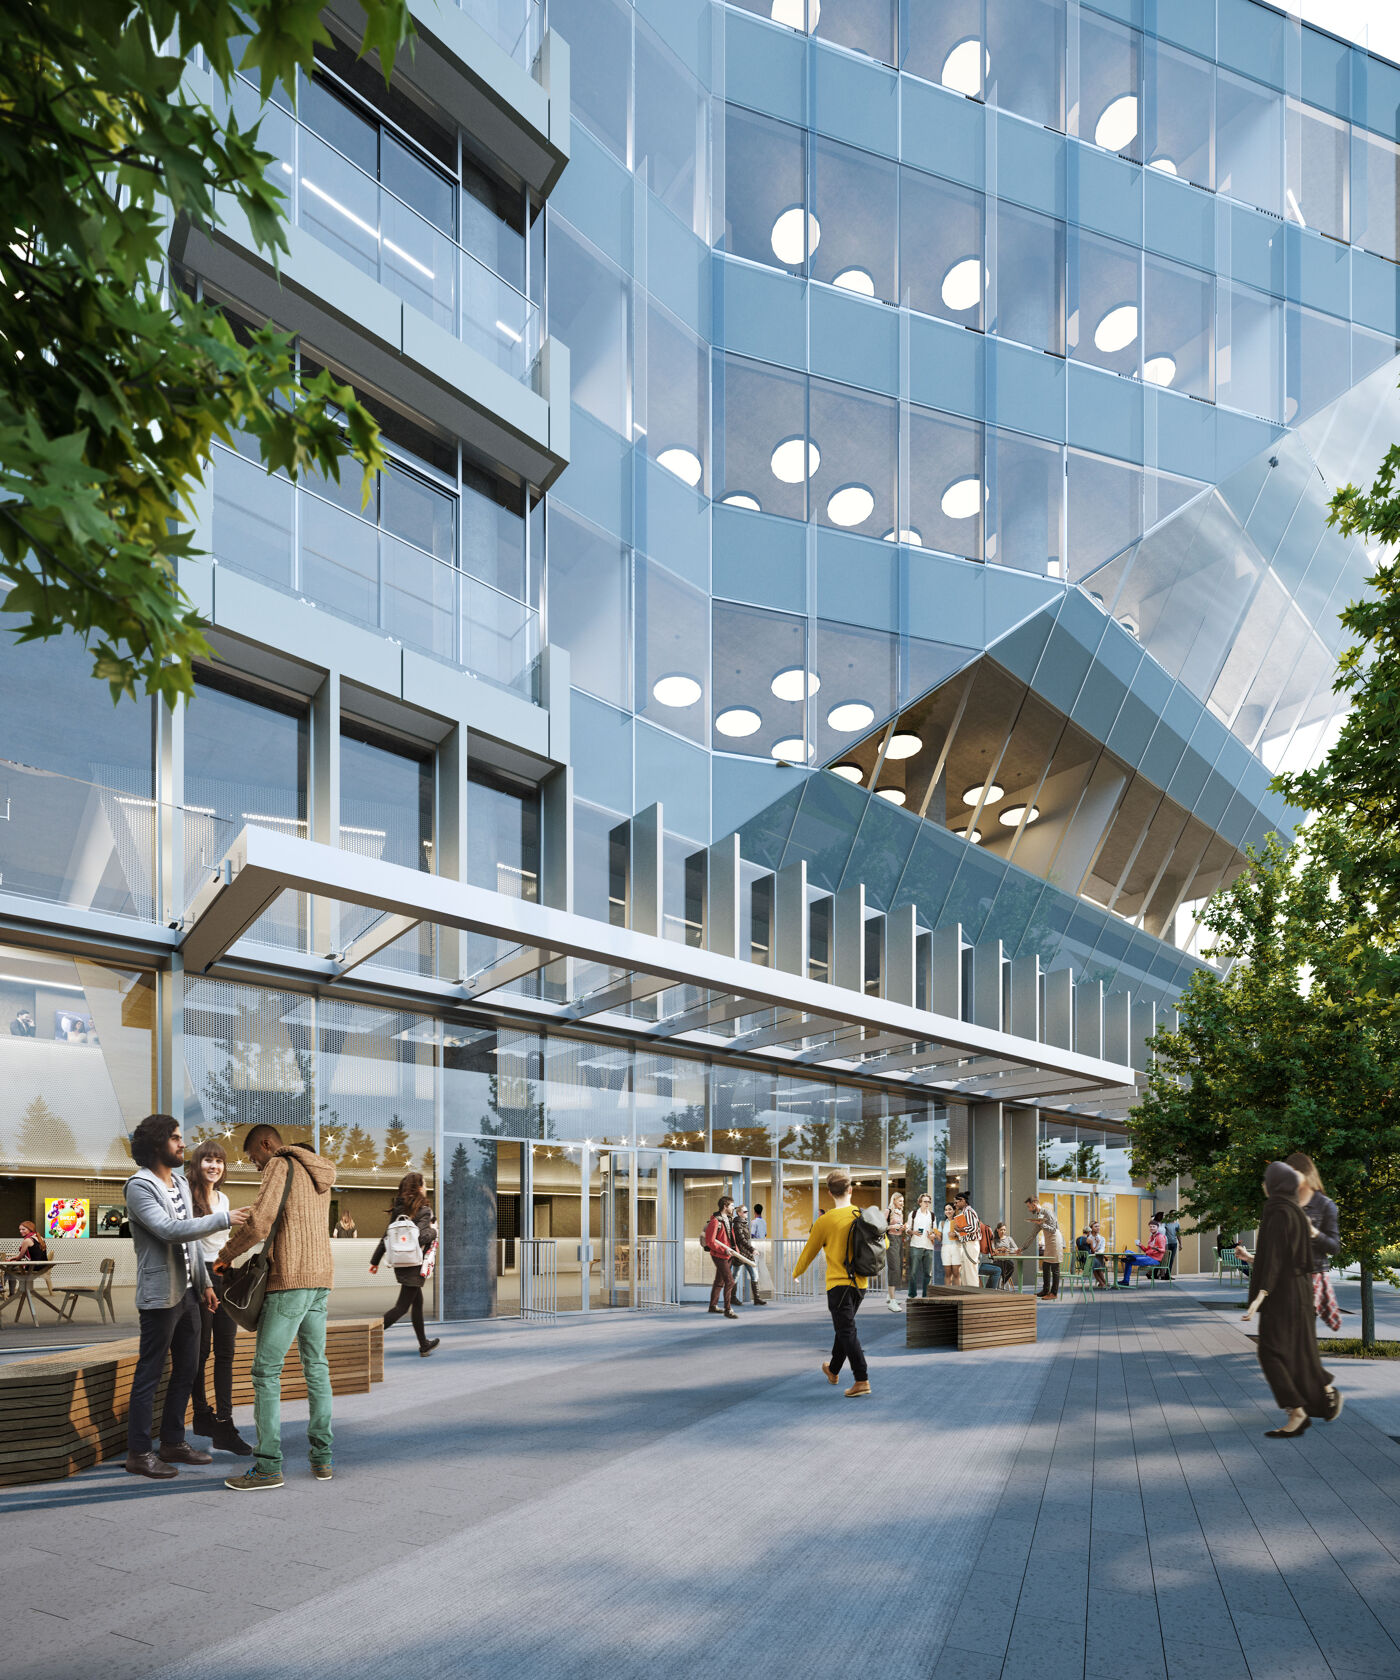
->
xmin=0 ymin=1260 xmax=79 ymax=1326
xmin=907 ymin=1285 xmax=1037 ymax=1350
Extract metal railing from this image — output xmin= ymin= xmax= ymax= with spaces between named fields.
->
xmin=519 ymin=1238 xmax=557 ymax=1322
xmin=637 ymin=1238 xmax=682 ymax=1310
xmin=772 ymin=1239 xmax=824 ymax=1303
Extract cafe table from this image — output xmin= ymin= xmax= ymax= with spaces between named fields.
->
xmin=0 ymin=1259 xmax=80 ymax=1326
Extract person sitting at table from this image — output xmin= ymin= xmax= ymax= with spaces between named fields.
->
xmin=1089 ymin=1222 xmax=1108 ymax=1288
xmin=991 ymin=1223 xmax=1019 ymax=1289
xmin=1116 ymin=1223 xmax=1168 ymax=1287
xmin=5 ymin=1220 xmax=47 ymax=1296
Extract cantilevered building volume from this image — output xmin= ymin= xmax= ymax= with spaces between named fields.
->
xmin=0 ymin=0 xmax=1393 ymax=1313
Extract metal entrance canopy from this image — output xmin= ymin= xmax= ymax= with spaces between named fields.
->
xmin=181 ymin=825 xmax=1137 ymax=1106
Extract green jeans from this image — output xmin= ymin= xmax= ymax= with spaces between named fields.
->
xmin=251 ymin=1287 xmax=333 ymax=1475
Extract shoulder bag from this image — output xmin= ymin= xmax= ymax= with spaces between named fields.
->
xmin=220 ymin=1155 xmax=302 ymax=1331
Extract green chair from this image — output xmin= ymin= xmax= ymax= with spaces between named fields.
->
xmin=1061 ymin=1253 xmax=1096 ymax=1302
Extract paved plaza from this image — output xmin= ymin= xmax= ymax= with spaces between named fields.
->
xmin=2 ymin=1285 xmax=1399 ymax=1680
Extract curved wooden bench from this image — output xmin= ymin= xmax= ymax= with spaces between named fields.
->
xmin=0 ymin=1316 xmax=384 ymax=1487
xmin=906 ymin=1285 xmax=1037 ymax=1351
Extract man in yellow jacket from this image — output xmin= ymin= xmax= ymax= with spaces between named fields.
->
xmin=793 ymin=1169 xmax=881 ymax=1397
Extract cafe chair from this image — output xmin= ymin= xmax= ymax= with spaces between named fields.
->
xmin=58 ymin=1256 xmax=117 ymax=1324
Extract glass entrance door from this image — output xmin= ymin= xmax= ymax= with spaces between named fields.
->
xmin=590 ymin=1148 xmax=632 ymax=1308
xmin=671 ymin=1167 xmax=734 ymax=1303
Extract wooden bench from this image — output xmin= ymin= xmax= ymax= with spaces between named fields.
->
xmin=906 ymin=1285 xmax=1037 ymax=1351
xmin=0 ymin=1316 xmax=384 ymax=1487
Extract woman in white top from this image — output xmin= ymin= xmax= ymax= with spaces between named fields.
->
xmin=907 ymin=1193 xmax=938 ymax=1300
xmin=884 ymin=1192 xmax=906 ymax=1311
xmin=940 ymin=1202 xmax=960 ymax=1285
xmin=185 ymin=1141 xmax=252 ymax=1457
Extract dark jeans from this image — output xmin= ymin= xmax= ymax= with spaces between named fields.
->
xmin=1166 ymin=1242 xmax=1178 ymax=1276
xmin=907 ymin=1247 xmax=934 ymax=1297
xmin=827 ymin=1285 xmax=868 ymax=1383
xmin=1039 ymin=1262 xmax=1061 ymax=1297
xmin=195 ymin=1270 xmax=237 ymax=1421
xmin=709 ymin=1254 xmax=735 ymax=1311
xmin=128 ymin=1288 xmax=202 ymax=1455
xmin=383 ymin=1277 xmax=429 ymax=1348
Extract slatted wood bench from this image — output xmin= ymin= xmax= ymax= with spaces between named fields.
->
xmin=0 ymin=1316 xmax=384 ymax=1487
xmin=906 ymin=1285 xmax=1037 ymax=1351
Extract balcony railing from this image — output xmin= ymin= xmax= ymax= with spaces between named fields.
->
xmin=233 ymin=79 xmax=540 ymax=382
xmin=211 ymin=442 xmax=541 ymax=701
xmin=458 ymin=0 xmax=544 ymax=70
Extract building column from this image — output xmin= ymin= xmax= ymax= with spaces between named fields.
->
xmin=310 ymin=672 xmax=340 ymax=958
xmin=970 ymin=1101 xmax=1005 ymax=1229
xmin=1006 ymin=1105 xmax=1040 ymax=1246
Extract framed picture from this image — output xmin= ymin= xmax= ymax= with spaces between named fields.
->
xmin=95 ymin=1203 xmax=129 ymax=1238
xmin=53 ymin=1010 xmax=98 ymax=1045
xmin=45 ymin=1197 xmax=89 ymax=1240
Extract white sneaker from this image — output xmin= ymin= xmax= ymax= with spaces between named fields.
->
xmin=885 ymin=1297 xmax=901 ymax=1312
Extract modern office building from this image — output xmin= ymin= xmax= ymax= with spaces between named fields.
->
xmin=0 ymin=0 xmax=1393 ymax=1315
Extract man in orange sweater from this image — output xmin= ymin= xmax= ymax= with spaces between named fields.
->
xmin=793 ymin=1170 xmax=878 ymax=1397
xmin=214 ymin=1124 xmax=337 ymax=1491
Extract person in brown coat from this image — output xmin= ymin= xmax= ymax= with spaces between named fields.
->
xmin=213 ymin=1124 xmax=337 ymax=1490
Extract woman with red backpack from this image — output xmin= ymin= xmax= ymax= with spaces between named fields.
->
xmin=370 ymin=1171 xmax=440 ymax=1357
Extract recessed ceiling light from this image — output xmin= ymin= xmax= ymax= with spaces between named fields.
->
xmin=954 ymin=826 xmax=983 ymax=844
xmin=772 ymin=737 xmax=813 ymax=763
xmin=771 ymin=206 xmax=820 ymax=265
xmin=941 ymin=38 xmax=987 ymax=98
xmin=652 ymin=674 xmax=701 ymax=708
xmin=876 ymin=787 xmax=907 ymax=806
xmin=772 ymin=666 xmax=819 ymax=702
xmin=771 ymin=435 xmax=820 ymax=483
xmin=941 ymin=476 xmax=984 ymax=520
xmin=722 ymin=492 xmax=761 ymax=511
xmin=940 ymin=257 xmax=986 ymax=313
xmin=886 ymin=733 xmax=923 ymax=759
xmin=1094 ymin=94 xmax=1139 ymax=153
xmin=833 ymin=267 xmax=875 ymax=296
xmin=1149 ymin=157 xmax=1178 ymax=176
xmin=999 ymin=804 xmax=1040 ymax=827
xmin=1094 ymin=304 xmax=1138 ymax=354
xmin=1143 ymin=355 xmax=1177 ymax=387
xmin=827 ymin=701 xmax=875 ymax=732
xmin=715 ymin=706 xmax=762 ymax=738
xmin=830 ymin=763 xmax=864 ymax=783
xmin=771 ymin=0 xmax=819 ymax=31
xmin=882 ymin=527 xmax=924 ymax=546
xmin=826 ymin=484 xmax=875 ymax=527
xmin=656 ymin=447 xmax=701 ymax=487
xmin=962 ymin=782 xmax=1004 ymax=806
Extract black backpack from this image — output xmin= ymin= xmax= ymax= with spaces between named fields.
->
xmin=845 ymin=1206 xmax=888 ymax=1280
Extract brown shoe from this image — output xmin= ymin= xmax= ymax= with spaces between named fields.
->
xmin=844 ymin=1380 xmax=872 ymax=1398
xmin=125 ymin=1450 xmax=177 ymax=1479
xmin=821 ymin=1361 xmax=839 ymax=1385
xmin=723 ymin=1309 xmax=739 ymax=1319
xmin=159 ymin=1442 xmax=213 ymax=1466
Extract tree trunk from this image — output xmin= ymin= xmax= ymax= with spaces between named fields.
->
xmin=1361 ymin=1265 xmax=1376 ymax=1348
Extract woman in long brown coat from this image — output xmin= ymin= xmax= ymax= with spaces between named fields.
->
xmin=1243 ymin=1160 xmax=1344 ymax=1438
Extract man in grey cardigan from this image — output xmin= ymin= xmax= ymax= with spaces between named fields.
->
xmin=124 ymin=1114 xmax=250 ymax=1479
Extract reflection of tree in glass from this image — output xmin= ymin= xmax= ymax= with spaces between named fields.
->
xmin=1038 ymin=1139 xmax=1104 ymax=1182
xmin=17 ymin=1094 xmax=88 ymax=1174
xmin=661 ymin=1103 xmax=707 ymax=1149
xmin=441 ymin=1138 xmax=497 ymax=1318
xmin=195 ymin=1004 xmax=318 ymax=1152
xmin=783 ymin=1118 xmax=834 ymax=1162
xmin=380 ymin=1115 xmax=413 ymax=1173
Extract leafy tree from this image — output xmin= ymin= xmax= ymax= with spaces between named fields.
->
xmin=1131 ymin=829 xmax=1400 ymax=1345
xmin=0 ymin=0 xmax=410 ymax=703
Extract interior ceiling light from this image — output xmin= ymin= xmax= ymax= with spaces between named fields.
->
xmin=940 ymin=257 xmax=986 ymax=313
xmin=962 ymin=782 xmax=1004 ymax=807
xmin=999 ymin=803 xmax=1040 ymax=827
xmin=771 ymin=435 xmax=820 ymax=483
xmin=941 ymin=38 xmax=987 ymax=98
xmin=721 ymin=492 xmax=761 ymax=511
xmin=882 ymin=527 xmax=924 ymax=546
xmin=1143 ymin=354 xmax=1177 ymax=387
xmin=656 ymin=447 xmax=702 ymax=487
xmin=827 ymin=701 xmax=875 ymax=732
xmin=771 ymin=206 xmax=820 ymax=265
xmin=715 ymin=706 xmax=762 ymax=738
xmin=771 ymin=0 xmax=819 ymax=31
xmin=954 ymin=826 xmax=983 ymax=844
xmin=940 ymin=476 xmax=985 ymax=520
xmin=826 ymin=484 xmax=875 ymax=527
xmin=1094 ymin=94 xmax=1139 ymax=152
xmin=771 ymin=666 xmax=819 ymax=702
xmin=1093 ymin=304 xmax=1138 ymax=354
xmin=1149 ymin=157 xmax=1178 ymax=176
xmin=651 ymin=674 xmax=702 ymax=708
xmin=876 ymin=787 xmax=907 ymax=806
xmin=885 ymin=732 xmax=923 ymax=759
xmin=830 ymin=763 xmax=864 ymax=783
xmin=771 ymin=737 xmax=813 ymax=763
xmin=833 ymin=267 xmax=876 ymax=296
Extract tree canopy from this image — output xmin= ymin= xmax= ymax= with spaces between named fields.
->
xmin=0 ymin=0 xmax=411 ymax=704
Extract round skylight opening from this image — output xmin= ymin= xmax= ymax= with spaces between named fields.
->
xmin=830 ymin=763 xmax=864 ymax=783
xmin=962 ymin=782 xmax=1004 ymax=807
xmin=1149 ymin=157 xmax=1178 ymax=176
xmin=940 ymin=257 xmax=986 ymax=314
xmin=882 ymin=527 xmax=924 ymax=546
xmin=721 ymin=492 xmax=761 ymax=511
xmin=827 ymin=701 xmax=875 ymax=733
xmin=771 ymin=206 xmax=820 ymax=266
xmin=886 ymin=733 xmax=923 ymax=760
xmin=772 ymin=737 xmax=813 ymax=763
xmin=876 ymin=787 xmax=907 ymax=806
xmin=770 ymin=0 xmax=819 ymax=31
xmin=954 ymin=826 xmax=983 ymax=845
xmin=771 ymin=435 xmax=820 ymax=483
xmin=1094 ymin=304 xmax=1139 ymax=354
xmin=941 ymin=38 xmax=988 ymax=98
xmin=656 ymin=446 xmax=702 ymax=487
xmin=1143 ymin=355 xmax=1177 ymax=387
xmin=771 ymin=666 xmax=820 ymax=703
xmin=833 ymin=267 xmax=876 ymax=297
xmin=826 ymin=484 xmax=875 ymax=528
xmin=999 ymin=804 xmax=1041 ymax=827
xmin=651 ymin=674 xmax=702 ymax=708
xmin=1094 ymin=94 xmax=1139 ymax=153
xmin=941 ymin=476 xmax=985 ymax=520
xmin=715 ymin=707 xmax=762 ymax=739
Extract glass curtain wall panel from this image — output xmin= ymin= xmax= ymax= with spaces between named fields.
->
xmin=812 ymin=136 xmax=898 ymax=305
xmin=338 ymin=722 xmax=435 ymax=974
xmin=901 ymin=169 xmax=985 ymax=329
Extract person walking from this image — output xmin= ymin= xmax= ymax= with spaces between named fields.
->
xmin=884 ymin=1191 xmax=906 ymax=1312
xmin=214 ymin=1124 xmax=337 ymax=1490
xmin=1162 ymin=1209 xmax=1181 ymax=1276
xmin=794 ymin=1170 xmax=882 ymax=1397
xmin=185 ymin=1141 xmax=252 ymax=1457
xmin=1285 ymin=1152 xmax=1341 ymax=1329
xmin=1024 ymin=1196 xmax=1063 ymax=1300
xmin=123 ymin=1114 xmax=249 ymax=1480
xmin=1243 ymin=1161 xmax=1344 ymax=1437
xmin=370 ymin=1171 xmax=441 ymax=1356
xmin=704 ymin=1196 xmax=739 ymax=1319
xmin=730 ymin=1203 xmax=767 ymax=1305
xmin=907 ymin=1193 xmax=937 ymax=1300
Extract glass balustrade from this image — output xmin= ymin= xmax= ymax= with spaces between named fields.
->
xmin=458 ymin=0 xmax=544 ymax=70
xmin=211 ymin=443 xmax=542 ymax=700
xmin=233 ymin=81 xmax=540 ymax=381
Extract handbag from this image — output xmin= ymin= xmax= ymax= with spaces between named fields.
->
xmin=220 ymin=1155 xmax=301 ymax=1331
xmin=1313 ymin=1269 xmax=1341 ymax=1332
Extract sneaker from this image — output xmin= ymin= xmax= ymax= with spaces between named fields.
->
xmin=844 ymin=1380 xmax=872 ymax=1398
xmin=225 ymin=1467 xmax=284 ymax=1492
xmin=311 ymin=1463 xmax=334 ymax=1481
xmin=886 ymin=1297 xmax=902 ymax=1313
xmin=419 ymin=1338 xmax=441 ymax=1357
